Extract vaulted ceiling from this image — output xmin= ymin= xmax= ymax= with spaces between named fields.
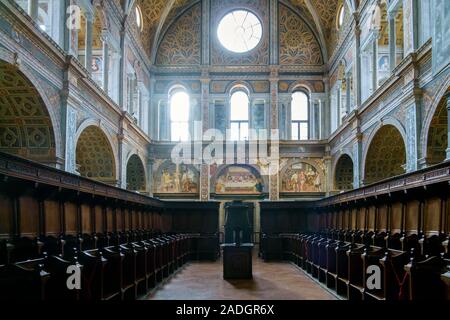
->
xmin=123 ymin=0 xmax=356 ymax=62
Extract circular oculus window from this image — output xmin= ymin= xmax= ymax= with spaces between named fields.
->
xmin=217 ymin=10 xmax=262 ymax=53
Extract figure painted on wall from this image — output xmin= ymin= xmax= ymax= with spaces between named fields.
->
xmin=156 ymin=164 xmax=199 ymax=193
xmin=379 ymin=55 xmax=389 ymax=71
xmin=215 ymin=166 xmax=263 ymax=194
xmin=92 ymin=57 xmax=102 ymax=72
xmin=282 ymin=162 xmax=322 ymax=192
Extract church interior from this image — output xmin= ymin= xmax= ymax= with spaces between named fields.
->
xmin=0 ymin=0 xmax=449 ymax=302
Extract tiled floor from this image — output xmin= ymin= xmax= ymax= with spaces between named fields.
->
xmin=146 ymin=255 xmax=337 ymax=300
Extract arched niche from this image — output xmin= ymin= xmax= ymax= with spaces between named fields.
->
xmin=126 ymin=154 xmax=146 ymax=192
xmin=364 ymin=124 xmax=406 ymax=184
xmin=334 ymin=154 xmax=354 ymax=191
xmin=75 ymin=125 xmax=116 ymax=185
xmin=426 ymin=94 xmax=448 ymax=165
xmin=0 ymin=60 xmax=57 ymax=165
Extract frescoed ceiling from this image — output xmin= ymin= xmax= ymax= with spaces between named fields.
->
xmin=124 ymin=0 xmax=356 ymax=62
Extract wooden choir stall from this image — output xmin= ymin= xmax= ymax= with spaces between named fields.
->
xmin=0 ymin=152 xmax=220 ymax=300
xmin=260 ymin=162 xmax=450 ymax=300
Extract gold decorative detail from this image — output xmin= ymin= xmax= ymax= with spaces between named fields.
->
xmin=279 ymin=4 xmax=322 ymax=65
xmin=334 ymin=154 xmax=353 ymax=191
xmin=365 ymin=125 xmax=406 ymax=184
xmin=0 ymin=62 xmax=55 ymax=161
xmin=156 ymin=4 xmax=201 ymax=65
xmin=75 ymin=126 xmax=116 ymax=184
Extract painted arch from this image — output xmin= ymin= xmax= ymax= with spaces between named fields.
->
xmin=0 ymin=60 xmax=57 ymax=165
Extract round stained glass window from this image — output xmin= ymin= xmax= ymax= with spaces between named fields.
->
xmin=217 ymin=10 xmax=262 ymax=53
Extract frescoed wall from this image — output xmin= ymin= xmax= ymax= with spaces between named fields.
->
xmin=280 ymin=161 xmax=323 ymax=193
xmin=154 ymin=161 xmax=199 ymax=195
xmin=212 ymin=165 xmax=264 ymax=195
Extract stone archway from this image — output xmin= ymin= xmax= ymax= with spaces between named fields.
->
xmin=0 ymin=60 xmax=56 ymax=165
xmin=334 ymin=154 xmax=354 ymax=191
xmin=75 ymin=125 xmax=116 ymax=185
xmin=426 ymin=95 xmax=448 ymax=165
xmin=126 ymin=154 xmax=146 ymax=192
xmin=364 ymin=125 xmax=406 ymax=184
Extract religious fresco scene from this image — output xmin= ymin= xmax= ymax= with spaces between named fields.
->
xmin=281 ymin=162 xmax=322 ymax=193
xmin=214 ymin=165 xmax=263 ymax=195
xmin=0 ymin=0 xmax=448 ymax=303
xmin=154 ymin=162 xmax=199 ymax=194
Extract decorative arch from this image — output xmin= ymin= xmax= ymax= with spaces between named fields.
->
xmin=226 ymin=81 xmax=253 ymax=96
xmin=333 ymin=153 xmax=354 ymax=191
xmin=74 ymin=119 xmax=119 ymax=164
xmin=280 ymin=0 xmax=329 ymax=62
xmin=168 ymin=83 xmax=190 ymax=96
xmin=421 ymin=74 xmax=450 ymax=164
xmin=363 ymin=124 xmax=406 ymax=185
xmin=279 ymin=3 xmax=323 ymax=65
xmin=287 ymin=80 xmax=314 ymax=95
xmin=155 ymin=3 xmax=201 ymax=65
xmin=75 ymin=124 xmax=117 ymax=185
xmin=126 ymin=154 xmax=147 ymax=192
xmin=425 ymin=94 xmax=448 ymax=164
xmin=362 ymin=117 xmax=408 ymax=162
xmin=0 ymin=59 xmax=58 ymax=165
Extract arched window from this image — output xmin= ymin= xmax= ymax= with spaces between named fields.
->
xmin=170 ymin=91 xmax=190 ymax=142
xmin=291 ymin=91 xmax=309 ymax=140
xmin=230 ymin=91 xmax=249 ymax=141
xmin=135 ymin=5 xmax=143 ymax=31
xmin=337 ymin=5 xmax=345 ymax=29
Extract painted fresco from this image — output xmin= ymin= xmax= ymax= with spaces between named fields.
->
xmin=215 ymin=166 xmax=263 ymax=195
xmin=281 ymin=162 xmax=322 ymax=192
xmin=155 ymin=163 xmax=199 ymax=194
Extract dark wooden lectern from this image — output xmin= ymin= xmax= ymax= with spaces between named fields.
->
xmin=222 ymin=201 xmax=254 ymax=279
xmin=222 ymin=243 xmax=254 ymax=279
